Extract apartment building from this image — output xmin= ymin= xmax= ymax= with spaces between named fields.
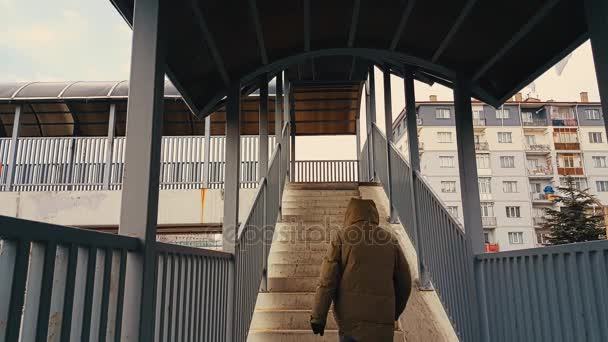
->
xmin=392 ymin=92 xmax=607 ymax=251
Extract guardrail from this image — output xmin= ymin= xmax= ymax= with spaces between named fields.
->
xmin=0 ymin=216 xmax=140 ymax=341
xmin=475 ymin=240 xmax=608 ymax=341
xmin=293 ymin=160 xmax=358 ymax=183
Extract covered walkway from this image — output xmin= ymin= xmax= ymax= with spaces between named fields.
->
xmin=2 ymin=0 xmax=608 ymax=341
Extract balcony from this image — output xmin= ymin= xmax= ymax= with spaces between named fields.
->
xmin=525 ymin=144 xmax=551 ymax=154
xmin=527 ymin=166 xmax=553 ymax=177
xmin=533 ymin=217 xmax=546 ymax=227
xmin=522 ymin=118 xmax=548 ymax=127
xmin=552 ymin=119 xmax=578 ymax=126
xmin=473 ymin=118 xmax=486 ymax=126
xmin=554 ymin=142 xmax=580 ymax=150
xmin=482 ymin=216 xmax=497 ymax=227
xmin=531 ymin=192 xmax=552 ymax=202
xmin=485 ymin=243 xmax=500 ymax=253
xmin=558 ymin=167 xmax=584 ymax=176
xmin=475 ymin=142 xmax=489 ymax=151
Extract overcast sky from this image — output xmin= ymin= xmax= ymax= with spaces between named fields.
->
xmin=0 ymin=0 xmax=602 ymax=159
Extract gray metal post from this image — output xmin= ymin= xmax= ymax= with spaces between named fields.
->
xmin=275 ymin=73 xmax=283 ymax=146
xmin=223 ymin=83 xmax=241 ymax=254
xmin=383 ymin=67 xmax=398 ymax=223
xmin=404 ymin=69 xmax=432 ymax=290
xmin=290 ymin=88 xmax=296 ymax=183
xmin=355 ymin=116 xmax=361 ymax=176
xmin=585 ymin=0 xmax=608 ymax=134
xmin=453 ymin=75 xmax=486 ymax=341
xmin=259 ymin=77 xmax=269 ymax=292
xmin=202 ymin=115 xmax=211 ymax=188
xmin=368 ymin=65 xmax=377 ymax=180
xmin=117 ymin=0 xmax=167 ymax=339
xmin=5 ymin=105 xmax=22 ymax=191
xmin=103 ymin=103 xmax=116 ymax=190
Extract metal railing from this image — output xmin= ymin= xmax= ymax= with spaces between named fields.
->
xmin=475 ymin=142 xmax=489 ymax=151
xmin=526 ymin=144 xmax=551 ymax=152
xmin=370 ymin=125 xmax=476 ymax=340
xmin=527 ymin=166 xmax=553 ymax=176
xmin=0 ymin=215 xmax=140 ymax=341
xmin=293 ymin=160 xmax=358 ymax=183
xmin=0 ymin=136 xmax=275 ymax=191
xmin=481 ymin=216 xmax=497 ymax=227
xmin=473 ymin=118 xmax=486 ymax=126
xmin=522 ymin=118 xmax=549 ymax=126
xmin=475 ymin=240 xmax=608 ymax=341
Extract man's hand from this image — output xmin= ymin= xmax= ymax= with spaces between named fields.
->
xmin=310 ymin=316 xmax=325 ymax=336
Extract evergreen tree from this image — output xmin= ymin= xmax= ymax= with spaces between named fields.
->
xmin=542 ymin=176 xmax=605 ymax=245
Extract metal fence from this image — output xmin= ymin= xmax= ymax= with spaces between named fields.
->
xmin=475 ymin=240 xmax=608 ymax=342
xmin=0 ymin=215 xmax=140 ymax=341
xmin=0 ymin=136 xmax=276 ymax=191
xmin=370 ymin=125 xmax=475 ymax=340
xmin=293 ymin=160 xmax=358 ymax=183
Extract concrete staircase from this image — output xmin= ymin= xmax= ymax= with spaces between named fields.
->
xmin=248 ymin=183 xmax=404 ymax=341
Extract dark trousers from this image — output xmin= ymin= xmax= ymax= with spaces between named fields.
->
xmin=339 ymin=334 xmax=357 ymax=342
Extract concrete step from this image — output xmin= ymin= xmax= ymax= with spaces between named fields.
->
xmin=268 ymin=251 xmax=325 ymax=264
xmin=248 ymin=329 xmax=405 ymax=342
xmin=250 ymin=309 xmax=338 ymax=330
xmin=286 ymin=182 xmax=359 ymax=190
xmin=255 ymin=292 xmax=315 ymax=310
xmin=268 ymin=264 xmax=322 ymax=277
xmin=280 ymin=214 xmax=345 ymax=223
xmin=283 ymin=189 xmax=360 ymax=197
xmin=268 ymin=277 xmax=318 ymax=292
xmin=282 ymin=199 xmax=352 ymax=209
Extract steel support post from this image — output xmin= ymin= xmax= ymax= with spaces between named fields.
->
xmin=103 ymin=103 xmax=116 ymax=190
xmin=355 ymin=116 xmax=361 ymax=179
xmin=585 ymin=0 xmax=608 ymax=153
xmin=117 ymin=0 xmax=167 ymax=339
xmin=368 ymin=65 xmax=377 ymax=180
xmin=259 ymin=76 xmax=269 ymax=292
xmin=5 ymin=105 xmax=22 ymax=191
xmin=202 ymin=115 xmax=211 ymax=188
xmin=403 ymin=69 xmax=432 ymax=290
xmin=290 ymin=88 xmax=296 ymax=183
xmin=453 ymin=76 xmax=486 ymax=342
xmin=383 ymin=67 xmax=398 ymax=223
xmin=223 ymin=84 xmax=241 ymax=254
xmin=275 ymin=72 xmax=283 ymax=219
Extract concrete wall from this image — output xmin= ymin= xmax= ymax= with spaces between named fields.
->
xmin=0 ymin=188 xmax=257 ymax=227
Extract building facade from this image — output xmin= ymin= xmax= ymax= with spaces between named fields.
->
xmin=392 ymin=93 xmax=607 ymax=251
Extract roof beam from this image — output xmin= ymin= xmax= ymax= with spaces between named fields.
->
xmin=27 ymin=104 xmax=43 ymax=136
xmin=188 ymin=0 xmax=230 ymax=86
xmin=390 ymin=0 xmax=417 ymax=50
xmin=347 ymin=0 xmax=361 ymax=48
xmin=64 ymin=102 xmax=82 ymax=136
xmin=431 ymin=0 xmax=478 ymax=63
xmin=247 ymin=0 xmax=268 ymax=65
xmin=472 ymin=0 xmax=559 ymax=81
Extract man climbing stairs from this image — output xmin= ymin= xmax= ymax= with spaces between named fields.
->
xmin=248 ymin=183 xmax=405 ymax=341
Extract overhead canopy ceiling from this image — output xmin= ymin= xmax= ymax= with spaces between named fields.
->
xmin=0 ymin=81 xmax=359 ymax=137
xmin=110 ymin=0 xmax=588 ymax=116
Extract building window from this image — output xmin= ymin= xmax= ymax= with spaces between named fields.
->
xmin=480 ymin=202 xmax=494 ymax=217
xmin=503 ymin=181 xmax=518 ymax=193
xmin=484 ymin=232 xmax=491 ymax=244
xmin=596 ymin=181 xmax=608 ymax=192
xmin=496 ymin=108 xmax=510 ymax=119
xmin=478 ymin=177 xmax=492 ymax=194
xmin=589 ymin=132 xmax=603 ymax=143
xmin=506 ymin=206 xmax=521 ymax=218
xmin=476 ymin=154 xmax=490 ymax=169
xmin=437 ymin=132 xmax=453 ymax=143
xmin=586 ymin=109 xmax=601 ymax=120
xmin=560 ymin=177 xmax=587 ymax=190
xmin=439 ymin=156 xmax=455 ymax=168
xmin=555 ymin=131 xmax=578 ymax=143
xmin=441 ymin=181 xmax=457 ymax=193
xmin=497 ymin=132 xmax=512 ymax=143
xmin=435 ymin=108 xmax=451 ymax=119
xmin=560 ymin=155 xmax=576 ymax=168
xmin=447 ymin=206 xmax=458 ymax=217
xmin=500 ymin=156 xmax=515 ymax=168
xmin=593 ymin=156 xmax=607 ymax=168
xmin=525 ymin=135 xmax=537 ymax=145
xmin=508 ymin=232 xmax=524 ymax=244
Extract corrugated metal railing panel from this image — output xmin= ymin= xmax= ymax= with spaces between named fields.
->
xmin=369 ymin=124 xmax=475 ymax=341
xmin=293 ymin=160 xmax=358 ymax=183
xmin=153 ymin=243 xmax=232 ymax=342
xmin=0 ymin=216 xmax=139 ymax=342
xmin=359 ymin=140 xmax=371 ymax=182
xmin=476 ymin=240 xmax=608 ymax=342
xmin=0 ymin=138 xmax=11 ymax=187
